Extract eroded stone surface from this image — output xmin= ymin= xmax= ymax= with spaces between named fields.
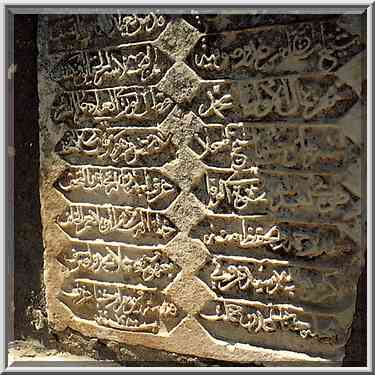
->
xmin=38 ymin=12 xmax=366 ymax=365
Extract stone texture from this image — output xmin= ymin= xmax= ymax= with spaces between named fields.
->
xmin=157 ymin=62 xmax=202 ymax=104
xmin=165 ymin=192 xmax=208 ymax=232
xmin=161 ymin=146 xmax=207 ymax=192
xmin=164 ymin=273 xmax=216 ymax=315
xmin=155 ymin=18 xmax=202 ymax=61
xmin=37 ymin=12 xmax=366 ymax=366
xmin=162 ymin=233 xmax=210 ymax=274
xmin=159 ymin=107 xmax=205 ymax=148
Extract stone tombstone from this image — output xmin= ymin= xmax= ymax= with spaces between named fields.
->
xmin=38 ymin=12 xmax=366 ymax=365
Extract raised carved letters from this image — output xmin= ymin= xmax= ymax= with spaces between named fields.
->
xmin=48 ymin=14 xmax=171 ymax=54
xmin=51 ymin=86 xmax=175 ymax=127
xmin=56 ymin=203 xmax=177 ymax=244
xmin=200 ymin=299 xmax=319 ymax=338
xmin=191 ymin=76 xmax=358 ymax=124
xmin=55 ymin=166 xmax=179 ymax=209
xmin=50 ymin=45 xmax=174 ymax=90
xmin=197 ymin=298 xmax=347 ymax=358
xmin=186 ymin=20 xmax=363 ymax=78
xmin=191 ymin=216 xmax=357 ymax=260
xmin=192 ymin=169 xmax=358 ymax=220
xmin=59 ymin=280 xmax=183 ymax=333
xmin=58 ymin=240 xmax=179 ymax=288
xmin=190 ymin=123 xmax=359 ymax=172
xmin=199 ymin=255 xmax=357 ymax=307
xmin=55 ymin=128 xmax=176 ymax=167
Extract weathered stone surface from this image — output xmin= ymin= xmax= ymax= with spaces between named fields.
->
xmin=38 ymin=12 xmax=366 ymax=365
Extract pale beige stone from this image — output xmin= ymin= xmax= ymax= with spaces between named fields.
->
xmin=157 ymin=62 xmax=202 ymax=104
xmin=155 ymin=18 xmax=202 ymax=61
xmin=162 ymin=233 xmax=211 ymax=274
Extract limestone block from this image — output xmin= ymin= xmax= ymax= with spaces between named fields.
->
xmin=38 ymin=13 xmax=366 ymax=365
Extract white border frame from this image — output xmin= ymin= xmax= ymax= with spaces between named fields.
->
xmin=1 ymin=1 xmax=372 ymax=372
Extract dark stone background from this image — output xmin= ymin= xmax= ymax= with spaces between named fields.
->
xmin=11 ymin=14 xmax=367 ymax=366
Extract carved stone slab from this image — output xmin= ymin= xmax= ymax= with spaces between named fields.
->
xmin=38 ymin=13 xmax=365 ymax=365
